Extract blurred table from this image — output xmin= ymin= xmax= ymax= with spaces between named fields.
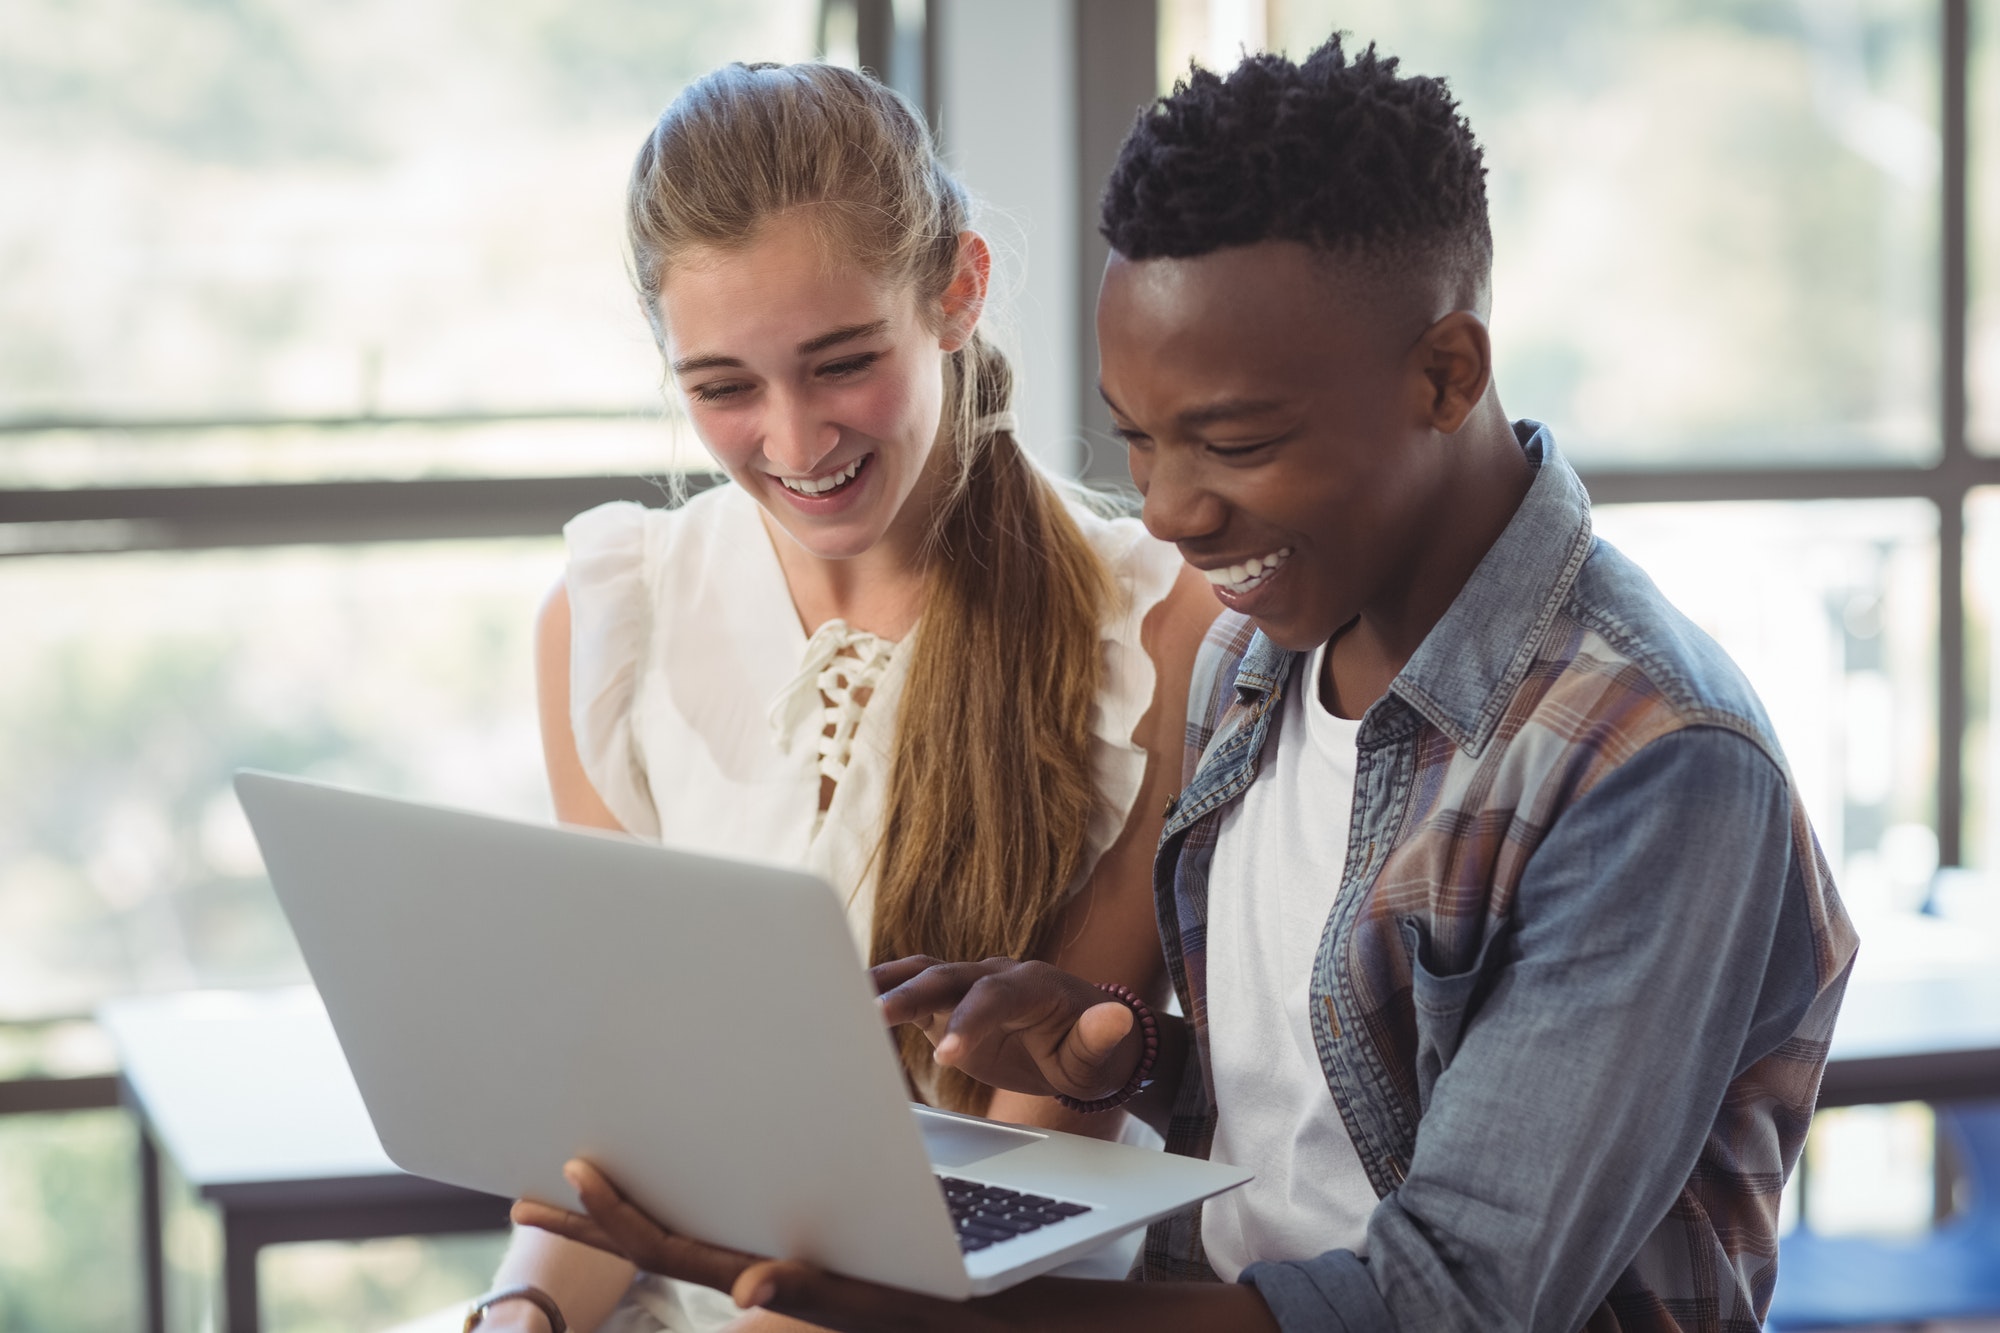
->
xmin=1772 ymin=904 xmax=2000 ymax=1329
xmin=1820 ymin=971 xmax=2000 ymax=1107
xmin=99 ymin=987 xmax=511 ymax=1333
xmin=1819 ymin=905 xmax=2000 ymax=1108
xmin=92 ymin=919 xmax=1996 ymax=1333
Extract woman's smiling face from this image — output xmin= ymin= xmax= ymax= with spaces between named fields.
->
xmin=655 ymin=210 xmax=980 ymax=563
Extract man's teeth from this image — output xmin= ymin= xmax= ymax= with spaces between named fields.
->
xmin=779 ymin=457 xmax=864 ymax=495
xmin=1203 ymin=548 xmax=1294 ymax=593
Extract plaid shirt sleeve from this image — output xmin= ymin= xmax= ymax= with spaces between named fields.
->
xmin=1239 ymin=725 xmax=1849 ymax=1331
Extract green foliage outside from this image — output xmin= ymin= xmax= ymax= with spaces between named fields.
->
xmin=0 ymin=540 xmax=558 ymax=1329
xmin=1271 ymin=0 xmax=1939 ymax=465
xmin=0 ymin=1112 xmax=139 ymax=1332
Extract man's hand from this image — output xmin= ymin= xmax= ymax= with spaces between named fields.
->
xmin=513 ymin=1158 xmax=1282 ymax=1333
xmin=871 ymin=956 xmax=1147 ymax=1102
xmin=511 ymin=1160 xmax=1014 ymax=1333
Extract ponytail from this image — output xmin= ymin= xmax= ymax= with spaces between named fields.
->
xmin=873 ymin=333 xmax=1113 ymax=1111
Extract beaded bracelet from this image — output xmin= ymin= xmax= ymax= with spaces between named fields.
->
xmin=1052 ymin=982 xmax=1160 ymax=1113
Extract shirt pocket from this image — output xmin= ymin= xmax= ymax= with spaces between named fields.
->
xmin=1398 ymin=915 xmax=1503 ymax=1113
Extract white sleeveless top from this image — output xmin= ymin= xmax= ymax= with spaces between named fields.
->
xmin=563 ymin=481 xmax=1183 ymax=958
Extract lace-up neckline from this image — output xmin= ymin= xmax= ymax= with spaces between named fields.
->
xmin=767 ymin=618 xmax=901 ymax=823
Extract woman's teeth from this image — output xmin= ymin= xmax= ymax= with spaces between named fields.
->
xmin=779 ymin=456 xmax=865 ymax=496
xmin=1204 ymin=548 xmax=1294 ymax=595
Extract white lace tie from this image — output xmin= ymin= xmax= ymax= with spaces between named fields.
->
xmin=767 ymin=618 xmax=899 ymax=787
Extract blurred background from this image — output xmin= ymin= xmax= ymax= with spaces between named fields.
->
xmin=1 ymin=0 xmax=1992 ymax=1327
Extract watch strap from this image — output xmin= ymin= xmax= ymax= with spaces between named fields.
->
xmin=463 ymin=1283 xmax=567 ymax=1333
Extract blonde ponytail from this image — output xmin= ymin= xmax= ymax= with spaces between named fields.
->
xmin=627 ymin=63 xmax=1113 ymax=1111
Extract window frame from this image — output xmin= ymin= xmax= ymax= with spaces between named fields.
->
xmin=0 ymin=3 xmax=1981 ymax=917
xmin=1578 ymin=0 xmax=1974 ymax=866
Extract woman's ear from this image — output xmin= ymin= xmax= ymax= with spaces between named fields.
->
xmin=937 ymin=230 xmax=991 ymax=351
xmin=1412 ymin=309 xmax=1492 ymax=434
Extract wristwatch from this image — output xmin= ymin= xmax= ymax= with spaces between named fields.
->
xmin=463 ymin=1284 xmax=567 ymax=1333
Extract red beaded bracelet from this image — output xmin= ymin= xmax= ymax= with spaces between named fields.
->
xmin=1053 ymin=982 xmax=1160 ymax=1113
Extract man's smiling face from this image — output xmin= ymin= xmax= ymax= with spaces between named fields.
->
xmin=1098 ymin=240 xmax=1450 ymax=654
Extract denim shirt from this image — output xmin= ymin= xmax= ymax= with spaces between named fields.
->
xmin=1138 ymin=422 xmax=1858 ymax=1331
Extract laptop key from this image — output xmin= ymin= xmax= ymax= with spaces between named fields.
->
xmin=936 ymin=1175 xmax=1095 ymax=1254
xmin=969 ymin=1211 xmax=1037 ymax=1234
xmin=959 ymin=1219 xmax=1016 ymax=1242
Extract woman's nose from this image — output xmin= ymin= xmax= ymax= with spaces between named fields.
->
xmin=764 ymin=393 xmax=840 ymax=475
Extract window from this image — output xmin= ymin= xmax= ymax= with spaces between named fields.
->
xmin=2 ymin=0 xmax=817 ymax=1019
xmin=1158 ymin=0 xmax=1984 ymax=875
xmin=1 ymin=2 xmax=815 ymax=1326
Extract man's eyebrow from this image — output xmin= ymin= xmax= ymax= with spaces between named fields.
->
xmin=1095 ymin=384 xmax=1291 ymax=429
xmin=1174 ymin=397 xmax=1290 ymax=428
xmin=671 ymin=320 xmax=891 ymax=376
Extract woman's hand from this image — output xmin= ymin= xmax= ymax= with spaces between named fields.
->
xmin=870 ymin=956 xmax=1147 ymax=1103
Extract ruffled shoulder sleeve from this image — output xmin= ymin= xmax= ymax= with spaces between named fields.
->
xmin=562 ymin=500 xmax=664 ymax=837
xmin=1064 ymin=498 xmax=1186 ymax=885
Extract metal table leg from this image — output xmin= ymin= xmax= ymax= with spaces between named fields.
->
xmin=139 ymin=1119 xmax=167 ymax=1333
xmin=222 ymin=1214 xmax=264 ymax=1333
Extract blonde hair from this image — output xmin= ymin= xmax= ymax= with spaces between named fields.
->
xmin=627 ymin=63 xmax=1113 ymax=1111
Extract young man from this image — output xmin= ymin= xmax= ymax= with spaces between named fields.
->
xmin=518 ymin=36 xmax=1858 ymax=1332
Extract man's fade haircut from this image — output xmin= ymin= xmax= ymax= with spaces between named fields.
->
xmin=1100 ymin=33 xmax=1492 ymax=306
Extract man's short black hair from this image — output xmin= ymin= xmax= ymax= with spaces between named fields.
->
xmin=1100 ymin=34 xmax=1491 ymax=300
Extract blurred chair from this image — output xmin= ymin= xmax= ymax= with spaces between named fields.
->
xmin=1768 ymin=1100 xmax=2000 ymax=1329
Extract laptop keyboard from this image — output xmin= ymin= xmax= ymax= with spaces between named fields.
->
xmin=937 ymin=1175 xmax=1095 ymax=1253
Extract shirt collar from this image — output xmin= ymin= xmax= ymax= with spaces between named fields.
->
xmin=1231 ymin=420 xmax=1594 ymax=756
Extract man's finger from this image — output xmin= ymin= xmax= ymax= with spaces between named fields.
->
xmin=731 ymin=1258 xmax=797 ymax=1311
xmin=934 ymin=967 xmax=1065 ymax=1052
xmin=869 ymin=954 xmax=943 ymax=995
xmin=875 ymin=958 xmax=1003 ymax=1026
xmin=510 ymin=1198 xmax=618 ymax=1254
xmin=566 ymin=1159 xmax=762 ymax=1292
xmin=1071 ymin=999 xmax=1138 ymax=1065
xmin=733 ymin=1257 xmax=972 ymax=1333
xmin=1059 ymin=1000 xmax=1141 ymax=1097
xmin=933 ymin=970 xmax=1140 ymax=1099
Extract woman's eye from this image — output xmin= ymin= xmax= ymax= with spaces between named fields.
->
xmin=820 ymin=353 xmax=881 ymax=378
xmin=688 ymin=382 xmax=749 ymax=403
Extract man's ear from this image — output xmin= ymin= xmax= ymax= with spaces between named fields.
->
xmin=938 ymin=230 xmax=991 ymax=351
xmin=1414 ymin=310 xmax=1492 ymax=434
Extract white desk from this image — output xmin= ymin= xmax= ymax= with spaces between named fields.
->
xmin=1817 ymin=908 xmax=2000 ymax=1108
xmin=99 ymin=926 xmax=1995 ymax=1333
xmin=100 ymin=987 xmax=511 ymax=1333
xmin=1822 ymin=972 xmax=2000 ymax=1107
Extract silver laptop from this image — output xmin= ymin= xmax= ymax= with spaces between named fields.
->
xmin=235 ymin=770 xmax=1249 ymax=1300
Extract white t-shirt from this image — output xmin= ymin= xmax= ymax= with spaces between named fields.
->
xmin=1201 ymin=639 xmax=1378 ymax=1282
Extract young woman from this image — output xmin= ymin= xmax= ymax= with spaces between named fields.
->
xmin=461 ymin=60 xmax=1214 ymax=1333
